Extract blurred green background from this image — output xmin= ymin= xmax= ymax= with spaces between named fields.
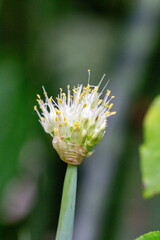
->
xmin=0 ymin=0 xmax=160 ymax=239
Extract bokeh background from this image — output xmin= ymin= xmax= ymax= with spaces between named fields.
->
xmin=1 ymin=0 xmax=160 ymax=239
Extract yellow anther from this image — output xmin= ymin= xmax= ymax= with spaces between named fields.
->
xmin=81 ymin=91 xmax=86 ymax=98
xmin=92 ymin=87 xmax=98 ymax=92
xmin=65 ymin=121 xmax=68 ymax=126
xmin=34 ymin=105 xmax=37 ymax=110
xmin=70 ymin=95 xmax=73 ymax=98
xmin=41 ymin=117 xmax=45 ymax=122
xmin=56 ymin=97 xmax=63 ymax=103
xmin=106 ymin=111 xmax=110 ymax=116
xmin=37 ymin=94 xmax=40 ymax=99
xmin=49 ymin=96 xmax=52 ymax=102
xmin=105 ymin=102 xmax=109 ymax=107
xmin=88 ymin=69 xmax=91 ymax=72
xmin=98 ymin=99 xmax=103 ymax=105
xmin=59 ymin=122 xmax=62 ymax=127
xmin=87 ymin=84 xmax=90 ymax=90
xmin=54 ymin=128 xmax=59 ymax=134
xmin=83 ymin=103 xmax=87 ymax=108
xmin=73 ymin=89 xmax=77 ymax=94
xmin=76 ymin=98 xmax=79 ymax=103
xmin=107 ymin=90 xmax=111 ymax=96
xmin=111 ymin=96 xmax=115 ymax=99
xmin=58 ymin=110 xmax=61 ymax=115
xmin=67 ymin=85 xmax=70 ymax=89
xmin=110 ymin=111 xmax=116 ymax=115
xmin=109 ymin=103 xmax=113 ymax=110
xmin=60 ymin=88 xmax=63 ymax=92
xmin=74 ymin=121 xmax=79 ymax=128
xmin=61 ymin=93 xmax=66 ymax=97
xmin=64 ymin=117 xmax=66 ymax=121
xmin=56 ymin=109 xmax=59 ymax=115
xmin=37 ymin=99 xmax=41 ymax=104
xmin=55 ymin=116 xmax=59 ymax=121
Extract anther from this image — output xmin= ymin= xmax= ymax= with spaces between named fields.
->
xmin=109 ymin=103 xmax=113 ymax=110
xmin=49 ymin=96 xmax=52 ymax=102
xmin=110 ymin=111 xmax=116 ymax=115
xmin=83 ymin=103 xmax=87 ymax=108
xmin=65 ymin=121 xmax=68 ymax=126
xmin=54 ymin=128 xmax=59 ymax=134
xmin=74 ymin=121 xmax=79 ymax=128
xmin=107 ymin=90 xmax=111 ymax=96
xmin=105 ymin=102 xmax=109 ymax=107
xmin=98 ymin=99 xmax=103 ymax=105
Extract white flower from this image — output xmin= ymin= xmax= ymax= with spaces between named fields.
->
xmin=34 ymin=70 xmax=116 ymax=165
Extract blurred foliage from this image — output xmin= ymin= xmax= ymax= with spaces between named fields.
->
xmin=136 ymin=231 xmax=160 ymax=240
xmin=140 ymin=96 xmax=160 ymax=198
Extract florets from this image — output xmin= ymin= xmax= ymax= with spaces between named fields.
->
xmin=34 ymin=71 xmax=116 ymax=165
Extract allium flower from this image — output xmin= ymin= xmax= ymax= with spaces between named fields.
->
xmin=34 ymin=71 xmax=116 ymax=165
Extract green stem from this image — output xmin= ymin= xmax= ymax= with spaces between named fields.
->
xmin=55 ymin=164 xmax=78 ymax=240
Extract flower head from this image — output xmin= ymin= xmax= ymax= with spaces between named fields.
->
xmin=34 ymin=71 xmax=116 ymax=165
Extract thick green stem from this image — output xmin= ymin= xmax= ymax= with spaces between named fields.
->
xmin=55 ymin=164 xmax=78 ymax=240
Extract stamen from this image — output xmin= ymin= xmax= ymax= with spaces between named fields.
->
xmin=99 ymin=80 xmax=110 ymax=97
xmin=87 ymin=69 xmax=91 ymax=85
xmin=98 ymin=74 xmax=106 ymax=88
xmin=49 ymin=96 xmax=52 ymax=102
xmin=98 ymin=99 xmax=103 ymax=105
xmin=109 ymin=103 xmax=113 ymax=110
xmin=105 ymin=102 xmax=109 ymax=107
xmin=54 ymin=128 xmax=59 ymax=134
xmin=41 ymin=117 xmax=45 ymax=122
xmin=37 ymin=94 xmax=41 ymax=99
xmin=56 ymin=97 xmax=63 ymax=104
xmin=59 ymin=122 xmax=62 ymax=127
xmin=107 ymin=90 xmax=111 ymax=96
xmin=92 ymin=87 xmax=98 ymax=92
xmin=106 ymin=111 xmax=110 ymax=116
xmin=110 ymin=111 xmax=116 ymax=115
xmin=37 ymin=99 xmax=41 ymax=104
xmin=65 ymin=121 xmax=68 ymax=126
xmin=55 ymin=116 xmax=59 ymax=121
xmin=87 ymin=84 xmax=90 ymax=91
xmin=74 ymin=121 xmax=79 ymax=128
xmin=73 ymin=89 xmax=77 ymax=94
xmin=81 ymin=91 xmax=86 ymax=98
xmin=42 ymin=86 xmax=48 ymax=100
xmin=83 ymin=103 xmax=87 ymax=108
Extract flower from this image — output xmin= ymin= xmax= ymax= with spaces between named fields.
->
xmin=34 ymin=70 xmax=116 ymax=165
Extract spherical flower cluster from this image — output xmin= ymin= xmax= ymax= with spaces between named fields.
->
xmin=34 ymin=71 xmax=116 ymax=165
